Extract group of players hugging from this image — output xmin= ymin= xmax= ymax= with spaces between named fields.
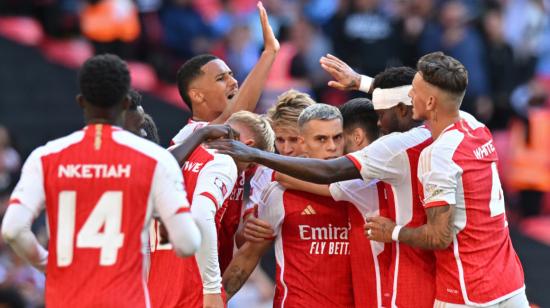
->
xmin=2 ymin=2 xmax=528 ymax=308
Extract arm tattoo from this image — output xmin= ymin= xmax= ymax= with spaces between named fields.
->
xmin=346 ymin=79 xmax=357 ymax=90
xmin=223 ymin=265 xmax=253 ymax=299
xmin=398 ymin=205 xmax=455 ymax=250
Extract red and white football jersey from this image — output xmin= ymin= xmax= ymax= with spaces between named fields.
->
xmin=170 ymin=119 xmax=208 ymax=145
xmin=259 ymin=183 xmax=354 ymax=308
xmin=346 ymin=125 xmax=436 ymax=307
xmin=8 ymin=124 xmax=191 ymax=307
xmin=330 ymin=180 xmax=391 ymax=308
xmin=418 ymin=113 xmax=525 ymax=305
xmin=148 ymin=146 xmax=238 ymax=307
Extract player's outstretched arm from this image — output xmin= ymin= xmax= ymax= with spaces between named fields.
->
xmin=275 ymin=172 xmax=331 ymax=196
xmin=365 ymin=205 xmax=455 ymax=250
xmin=208 ymin=139 xmax=361 ymax=183
xmin=211 ymin=1 xmax=279 ymax=124
xmin=2 ymin=205 xmax=48 ymax=272
xmin=168 ymin=125 xmax=238 ymax=166
xmin=222 ymin=241 xmax=272 ymax=300
xmin=320 ymin=54 xmax=373 ymax=93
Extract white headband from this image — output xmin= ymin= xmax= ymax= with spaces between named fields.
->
xmin=372 ymin=85 xmax=412 ymax=110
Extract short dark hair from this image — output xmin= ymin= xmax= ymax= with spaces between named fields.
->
xmin=141 ymin=113 xmax=160 ymax=144
xmin=78 ymin=54 xmax=130 ymax=107
xmin=176 ymin=54 xmax=218 ymax=111
xmin=128 ymin=88 xmax=142 ymax=110
xmin=417 ymin=52 xmax=468 ymax=95
xmin=339 ymin=98 xmax=379 ymax=142
xmin=372 ymin=66 xmax=416 ymax=90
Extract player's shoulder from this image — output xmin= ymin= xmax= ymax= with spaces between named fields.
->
xmin=260 ymin=181 xmax=285 ymax=204
xmin=112 ymin=130 xmax=176 ymax=166
xmin=251 ymin=165 xmax=275 ymax=183
xmin=369 ymin=125 xmax=431 ymax=153
xmin=171 ymin=120 xmax=209 ymax=144
xmin=37 ymin=130 xmax=86 ymax=157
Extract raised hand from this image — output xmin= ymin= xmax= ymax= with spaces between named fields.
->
xmin=258 ymin=1 xmax=280 ymax=54
xmin=207 ymin=139 xmax=259 ymax=162
xmin=320 ymin=54 xmax=362 ymax=91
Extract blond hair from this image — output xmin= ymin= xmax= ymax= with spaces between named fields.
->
xmin=227 ymin=111 xmax=275 ymax=152
xmin=267 ymin=89 xmax=315 ymax=129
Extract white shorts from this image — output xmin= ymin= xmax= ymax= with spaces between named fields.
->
xmin=433 ymin=291 xmax=529 ymax=308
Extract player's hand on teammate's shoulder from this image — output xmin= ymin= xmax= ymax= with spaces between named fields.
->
xmin=199 ymin=124 xmax=239 ymax=142
xmin=203 ymin=293 xmax=224 ymax=308
xmin=258 ymin=1 xmax=280 ymax=54
xmin=207 ymin=139 xmax=258 ymax=162
xmin=320 ymin=54 xmax=361 ymax=91
xmin=364 ymin=216 xmax=396 ymax=243
xmin=244 ymin=216 xmax=275 ymax=242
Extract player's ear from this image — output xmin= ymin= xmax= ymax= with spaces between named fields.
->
xmin=121 ymin=95 xmax=131 ymax=110
xmin=76 ymin=94 xmax=85 ymax=109
xmin=189 ymin=89 xmax=204 ymax=105
xmin=244 ymin=139 xmax=255 ymax=147
xmin=426 ymin=95 xmax=436 ymax=111
xmin=352 ymin=127 xmax=364 ymax=146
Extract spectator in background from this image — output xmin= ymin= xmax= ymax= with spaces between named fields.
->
xmin=289 ymin=17 xmax=333 ymax=97
xmin=160 ymin=0 xmax=214 ymax=60
xmin=224 ymin=23 xmax=259 ymax=82
xmin=419 ymin=0 xmax=489 ymax=118
xmin=0 ymin=126 xmax=20 ymax=197
xmin=503 ymin=0 xmax=548 ymax=83
xmin=329 ymin=0 xmax=400 ymax=78
xmin=481 ymin=5 xmax=516 ymax=129
xmin=80 ymin=0 xmax=141 ymax=58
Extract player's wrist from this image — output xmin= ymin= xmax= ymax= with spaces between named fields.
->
xmin=391 ymin=225 xmax=403 ymax=242
xmin=359 ymin=75 xmax=373 ymax=93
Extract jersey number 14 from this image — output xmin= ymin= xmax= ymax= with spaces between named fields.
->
xmin=57 ymin=191 xmax=125 ymax=267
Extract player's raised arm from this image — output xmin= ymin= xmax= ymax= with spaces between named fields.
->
xmin=211 ymin=1 xmax=279 ymax=124
xmin=320 ymin=54 xmax=373 ymax=93
xmin=208 ymin=139 xmax=360 ymax=183
xmin=1 ymin=149 xmax=48 ymax=272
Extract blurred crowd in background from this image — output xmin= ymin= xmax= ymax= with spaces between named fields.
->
xmin=0 ymin=0 xmax=550 ymax=306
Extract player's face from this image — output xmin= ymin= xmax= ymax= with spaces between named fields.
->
xmin=300 ymin=119 xmax=344 ymax=160
xmin=410 ymin=73 xmax=429 ymax=121
xmin=194 ymin=59 xmax=238 ymax=115
xmin=375 ymin=107 xmax=399 ymax=135
xmin=273 ymin=126 xmax=304 ymax=157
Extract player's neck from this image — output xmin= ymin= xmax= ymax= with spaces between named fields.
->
xmin=192 ymin=108 xmax=220 ymax=123
xmin=428 ymin=111 xmax=460 ymax=140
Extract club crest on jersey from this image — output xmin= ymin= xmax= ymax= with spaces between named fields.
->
xmin=425 ymin=184 xmax=444 ymax=201
xmin=214 ymin=177 xmax=227 ymax=196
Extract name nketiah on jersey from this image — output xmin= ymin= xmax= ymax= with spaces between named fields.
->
xmin=58 ymin=164 xmax=131 ymax=178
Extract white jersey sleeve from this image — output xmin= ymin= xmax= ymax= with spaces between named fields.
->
xmin=346 ymin=134 xmax=409 ymax=186
xmin=2 ymin=148 xmax=48 ymax=271
xmin=245 ymin=166 xmax=275 ymax=214
xmin=329 ymin=179 xmax=380 ymax=216
xmin=418 ymin=140 xmax=463 ymax=208
xmin=150 ymin=151 xmax=201 ymax=257
xmin=193 ymin=153 xmax=238 ymax=209
xmin=150 ymin=152 xmax=192 ymax=221
xmin=8 ymin=147 xmax=46 ymax=216
xmin=257 ymin=183 xmax=285 ymax=237
xmin=191 ymin=153 xmax=237 ymax=294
